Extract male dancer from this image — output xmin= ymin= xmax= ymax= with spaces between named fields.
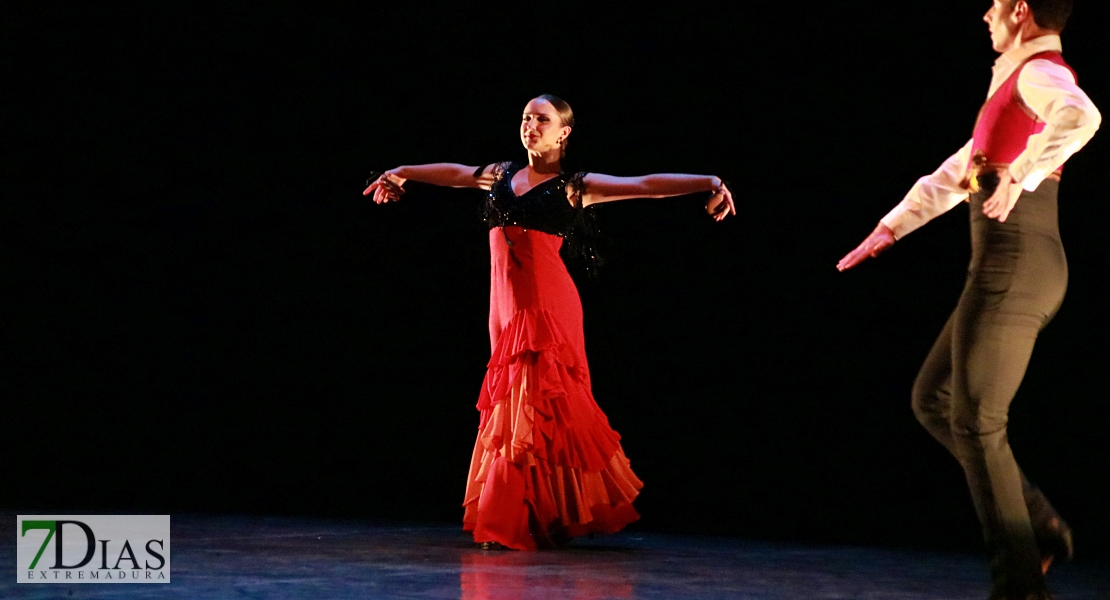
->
xmin=837 ymin=1 xmax=1099 ymax=599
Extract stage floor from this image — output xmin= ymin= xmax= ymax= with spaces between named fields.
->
xmin=2 ymin=514 xmax=1107 ymax=599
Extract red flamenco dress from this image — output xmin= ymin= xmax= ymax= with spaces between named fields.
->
xmin=462 ymin=162 xmax=643 ymax=550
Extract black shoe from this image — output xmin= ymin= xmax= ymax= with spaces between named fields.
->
xmin=1038 ymin=517 xmax=1073 ymax=575
xmin=477 ymin=541 xmax=509 ymax=550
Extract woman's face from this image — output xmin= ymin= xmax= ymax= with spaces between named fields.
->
xmin=520 ymin=98 xmax=570 ymax=154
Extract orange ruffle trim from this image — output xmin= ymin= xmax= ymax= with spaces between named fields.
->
xmin=463 ymin=308 xmax=643 ymax=550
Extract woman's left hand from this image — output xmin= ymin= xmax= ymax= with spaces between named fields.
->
xmin=706 ymin=180 xmax=736 ymax=221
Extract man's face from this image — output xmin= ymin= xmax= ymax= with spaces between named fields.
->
xmin=984 ymin=0 xmax=1020 ymax=53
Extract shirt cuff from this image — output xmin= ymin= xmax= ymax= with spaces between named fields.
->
xmin=1008 ymin=157 xmax=1039 ymax=191
xmin=880 ymin=205 xmax=914 ymax=241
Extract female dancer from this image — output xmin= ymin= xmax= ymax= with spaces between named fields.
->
xmin=365 ymin=94 xmax=735 ymax=550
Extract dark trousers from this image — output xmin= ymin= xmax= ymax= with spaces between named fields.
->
xmin=911 ymin=178 xmax=1067 ymax=592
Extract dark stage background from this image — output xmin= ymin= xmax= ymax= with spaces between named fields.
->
xmin=7 ymin=2 xmax=1109 ymax=555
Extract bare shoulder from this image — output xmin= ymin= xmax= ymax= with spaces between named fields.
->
xmin=475 ymin=161 xmax=514 ymax=191
xmin=562 ymin=171 xmax=590 ymax=207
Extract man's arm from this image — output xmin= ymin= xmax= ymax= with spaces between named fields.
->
xmin=880 ymin=139 xmax=974 ymax=240
xmin=1009 ymin=58 xmax=1101 ymax=190
xmin=982 ymin=59 xmax=1100 ymax=222
xmin=837 ymin=141 xmax=973 ymax=271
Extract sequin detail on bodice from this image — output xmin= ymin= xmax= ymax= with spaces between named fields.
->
xmin=484 ymin=162 xmax=585 ymax=237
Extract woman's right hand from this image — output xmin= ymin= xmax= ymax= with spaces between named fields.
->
xmin=363 ymin=169 xmax=407 ymax=204
xmin=705 ymin=179 xmax=736 ymax=221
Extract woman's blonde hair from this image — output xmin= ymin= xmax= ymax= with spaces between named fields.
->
xmin=536 ymin=94 xmax=574 ymax=158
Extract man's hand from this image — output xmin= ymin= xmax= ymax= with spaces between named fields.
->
xmin=837 ymin=223 xmax=895 ymax=271
xmin=981 ymin=170 xmax=1023 ymax=222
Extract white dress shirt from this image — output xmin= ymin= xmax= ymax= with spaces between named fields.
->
xmin=881 ymin=35 xmax=1102 ymax=239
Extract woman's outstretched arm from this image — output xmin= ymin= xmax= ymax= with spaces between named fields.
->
xmin=364 ymin=163 xmax=493 ymax=204
xmin=580 ymin=173 xmax=736 ymax=220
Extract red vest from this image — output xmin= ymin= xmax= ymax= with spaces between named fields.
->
xmin=970 ymin=51 xmax=1075 ymax=169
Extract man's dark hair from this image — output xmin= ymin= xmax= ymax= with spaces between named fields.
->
xmin=1012 ymin=0 xmax=1074 ymax=31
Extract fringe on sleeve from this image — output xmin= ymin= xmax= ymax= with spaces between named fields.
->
xmin=563 ymin=172 xmax=603 ymax=276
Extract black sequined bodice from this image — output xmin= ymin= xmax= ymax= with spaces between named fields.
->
xmin=484 ymin=162 xmax=584 ymax=237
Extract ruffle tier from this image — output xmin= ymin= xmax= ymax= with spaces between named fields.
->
xmin=463 ymin=308 xmax=643 ymax=550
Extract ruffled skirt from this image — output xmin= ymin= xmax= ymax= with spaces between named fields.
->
xmin=462 ymin=228 xmax=642 ymax=550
